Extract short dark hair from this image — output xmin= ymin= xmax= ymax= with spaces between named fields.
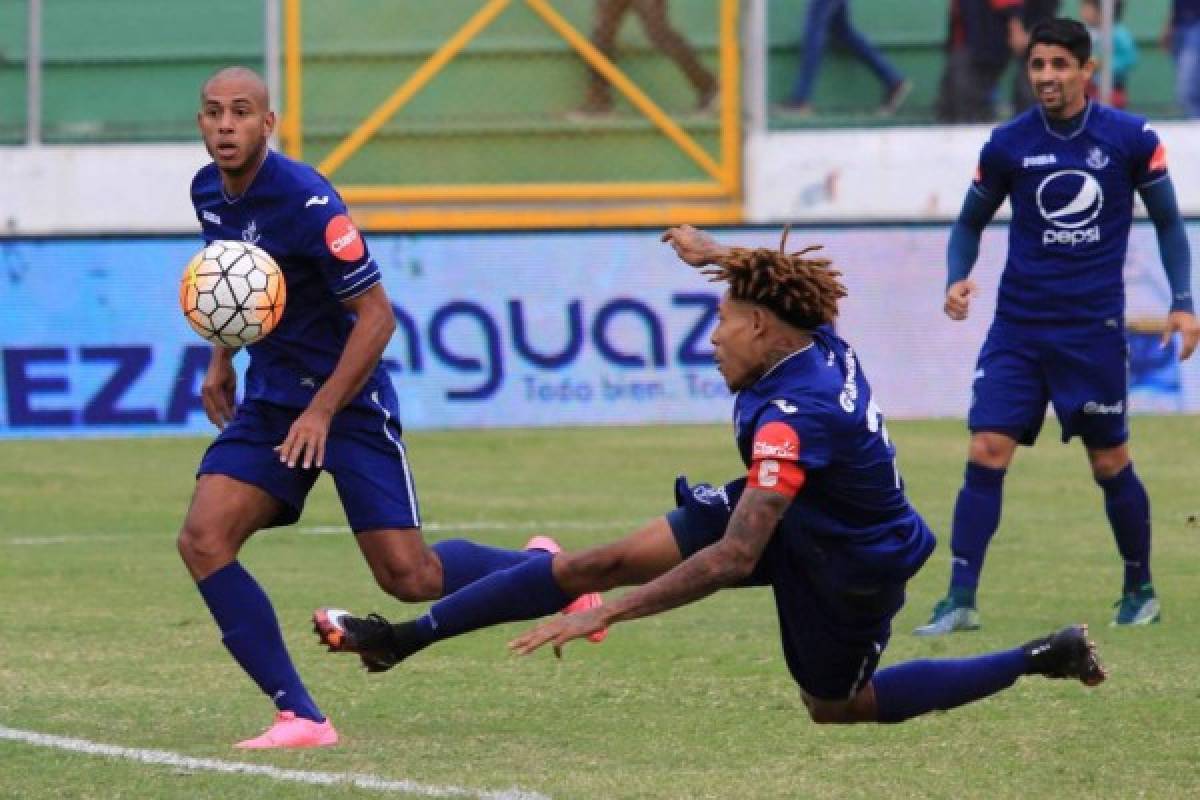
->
xmin=1026 ymin=18 xmax=1092 ymax=65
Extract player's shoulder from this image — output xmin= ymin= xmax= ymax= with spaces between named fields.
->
xmin=264 ymin=150 xmax=338 ymax=199
xmin=1089 ymin=102 xmax=1149 ymax=134
xmin=982 ymin=108 xmax=1040 ymax=151
xmin=1087 ymin=103 xmax=1159 ymax=160
xmin=190 ymin=161 xmax=220 ymax=202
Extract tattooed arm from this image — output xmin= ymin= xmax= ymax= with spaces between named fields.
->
xmin=509 ymin=487 xmax=789 ymax=654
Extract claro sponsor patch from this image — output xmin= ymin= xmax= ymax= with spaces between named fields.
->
xmin=748 ymin=420 xmax=805 ymax=496
xmin=325 ymin=214 xmax=365 ymax=262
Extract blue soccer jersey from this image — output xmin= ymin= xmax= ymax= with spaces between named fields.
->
xmin=667 ymin=327 xmax=936 ymax=699
xmin=191 ymin=150 xmax=398 ymax=415
xmin=973 ymin=102 xmax=1168 ymax=323
xmin=732 ymin=327 xmax=932 ymax=577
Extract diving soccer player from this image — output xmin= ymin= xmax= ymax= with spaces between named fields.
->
xmin=315 ymin=225 xmax=1107 ymax=725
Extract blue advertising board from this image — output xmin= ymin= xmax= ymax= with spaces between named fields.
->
xmin=2 ymin=225 xmax=1198 ymax=438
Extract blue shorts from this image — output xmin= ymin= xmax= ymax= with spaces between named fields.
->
xmin=197 ymin=400 xmax=421 ymax=532
xmin=969 ymin=320 xmax=1129 ymax=448
xmin=667 ymin=476 xmax=930 ymax=701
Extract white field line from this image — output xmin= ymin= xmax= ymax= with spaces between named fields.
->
xmin=5 ymin=534 xmax=128 ymax=546
xmin=2 ymin=518 xmax=647 ymax=546
xmin=0 ymin=725 xmax=550 ymax=800
xmin=301 ymin=519 xmax=645 ymax=535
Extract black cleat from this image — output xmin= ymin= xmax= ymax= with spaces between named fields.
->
xmin=1024 ymin=624 xmax=1107 ymax=687
xmin=313 ymin=608 xmax=402 ymax=673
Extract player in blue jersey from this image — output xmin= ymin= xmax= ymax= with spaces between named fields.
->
xmin=176 ymin=67 xmax=602 ymax=749
xmin=915 ymin=19 xmax=1199 ymax=636
xmin=315 ymin=225 xmax=1107 ymax=724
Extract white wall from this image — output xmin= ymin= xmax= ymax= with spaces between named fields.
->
xmin=747 ymin=122 xmax=1200 ymax=223
xmin=3 ymin=123 xmax=1198 ymax=236
xmin=0 ymin=144 xmax=208 ymax=235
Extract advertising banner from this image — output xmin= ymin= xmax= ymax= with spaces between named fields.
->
xmin=2 ymin=225 xmax=1197 ymax=438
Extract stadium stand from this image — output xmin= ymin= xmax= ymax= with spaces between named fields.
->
xmin=768 ymin=0 xmax=1179 ymax=126
xmin=0 ymin=0 xmax=1181 ymax=153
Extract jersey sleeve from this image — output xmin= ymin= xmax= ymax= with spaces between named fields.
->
xmin=745 ymin=405 xmax=830 ymax=499
xmin=1131 ymin=122 xmax=1169 ymax=188
xmin=972 ymin=138 xmax=1011 ymax=201
xmin=298 ymin=190 xmax=382 ymax=302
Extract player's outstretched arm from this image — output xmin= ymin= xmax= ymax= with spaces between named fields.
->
xmin=201 ymin=345 xmax=239 ymax=429
xmin=509 ymin=487 xmax=788 ymax=656
xmin=276 ymin=284 xmax=396 ymax=469
xmin=1140 ymin=176 xmax=1198 ymax=360
xmin=662 ymin=224 xmax=731 ymax=266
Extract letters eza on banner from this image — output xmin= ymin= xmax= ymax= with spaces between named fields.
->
xmin=0 ymin=233 xmax=734 ymax=436
xmin=0 ymin=291 xmax=727 ymax=433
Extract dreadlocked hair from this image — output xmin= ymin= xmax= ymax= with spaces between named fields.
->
xmin=695 ymin=227 xmax=847 ymax=329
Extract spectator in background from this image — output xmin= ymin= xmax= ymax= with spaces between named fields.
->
xmin=575 ymin=0 xmax=717 ymax=117
xmin=777 ymin=0 xmax=912 ymax=117
xmin=1011 ymin=0 xmax=1060 ymax=112
xmin=1081 ymin=0 xmax=1137 ymax=109
xmin=1165 ymin=0 xmax=1200 ymax=117
xmin=936 ymin=0 xmax=1025 ymax=123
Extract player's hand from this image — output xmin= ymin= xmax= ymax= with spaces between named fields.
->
xmin=509 ymin=607 xmax=610 ymax=658
xmin=276 ymin=405 xmax=333 ymax=469
xmin=662 ymin=224 xmax=724 ymax=267
xmin=201 ymin=354 xmax=238 ymax=429
xmin=1163 ymin=310 xmax=1200 ymax=361
xmin=944 ymin=279 xmax=977 ymax=321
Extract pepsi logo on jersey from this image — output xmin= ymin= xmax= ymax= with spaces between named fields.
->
xmin=1036 ymin=170 xmax=1103 ymax=246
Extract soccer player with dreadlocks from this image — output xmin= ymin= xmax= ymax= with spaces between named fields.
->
xmin=316 ymin=225 xmax=1106 ymax=725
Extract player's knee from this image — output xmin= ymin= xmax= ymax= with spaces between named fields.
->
xmin=1088 ymin=448 xmax=1129 ymax=482
xmin=802 ymin=698 xmax=857 ymax=725
xmin=176 ymin=522 xmax=236 ymax=570
xmin=374 ymin=560 xmax=441 ymax=602
xmin=801 ymin=690 xmax=875 ymax=725
xmin=968 ymin=434 xmax=1015 ymax=468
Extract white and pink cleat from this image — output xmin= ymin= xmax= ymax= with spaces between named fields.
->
xmin=234 ymin=711 xmax=338 ymax=749
xmin=525 ymin=535 xmax=608 ymax=643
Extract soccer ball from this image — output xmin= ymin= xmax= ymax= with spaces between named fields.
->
xmin=180 ymin=240 xmax=286 ymax=348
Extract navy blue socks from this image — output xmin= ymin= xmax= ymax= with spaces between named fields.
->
xmin=872 ymin=647 xmax=1029 ymax=723
xmin=432 ymin=538 xmax=538 ymax=595
xmin=413 ymin=552 xmax=571 ymax=644
xmin=196 ymin=561 xmax=324 ymax=722
xmin=1097 ymin=463 xmax=1153 ymax=592
xmin=948 ymin=462 xmax=1007 ymax=605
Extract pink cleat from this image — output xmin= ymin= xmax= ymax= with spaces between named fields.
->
xmin=234 ymin=711 xmax=338 ymax=749
xmin=525 ymin=535 xmax=608 ymax=643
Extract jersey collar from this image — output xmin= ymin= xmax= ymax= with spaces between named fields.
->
xmin=753 ymin=342 xmax=815 ymax=387
xmin=220 ymin=149 xmax=275 ymax=205
xmin=1038 ymin=100 xmax=1093 ymax=141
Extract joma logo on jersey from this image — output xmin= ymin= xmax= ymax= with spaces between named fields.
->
xmin=1023 ymin=154 xmax=1057 ymax=168
xmin=202 ymin=210 xmax=221 ymax=225
xmin=1037 ymin=170 xmax=1103 ymax=247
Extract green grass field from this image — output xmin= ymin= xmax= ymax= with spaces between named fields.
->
xmin=2 ymin=417 xmax=1199 ymax=799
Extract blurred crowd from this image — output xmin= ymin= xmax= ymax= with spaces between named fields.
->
xmin=773 ymin=0 xmax=1200 ymax=122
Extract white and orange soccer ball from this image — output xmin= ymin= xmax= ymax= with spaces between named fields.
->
xmin=180 ymin=240 xmax=286 ymax=348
